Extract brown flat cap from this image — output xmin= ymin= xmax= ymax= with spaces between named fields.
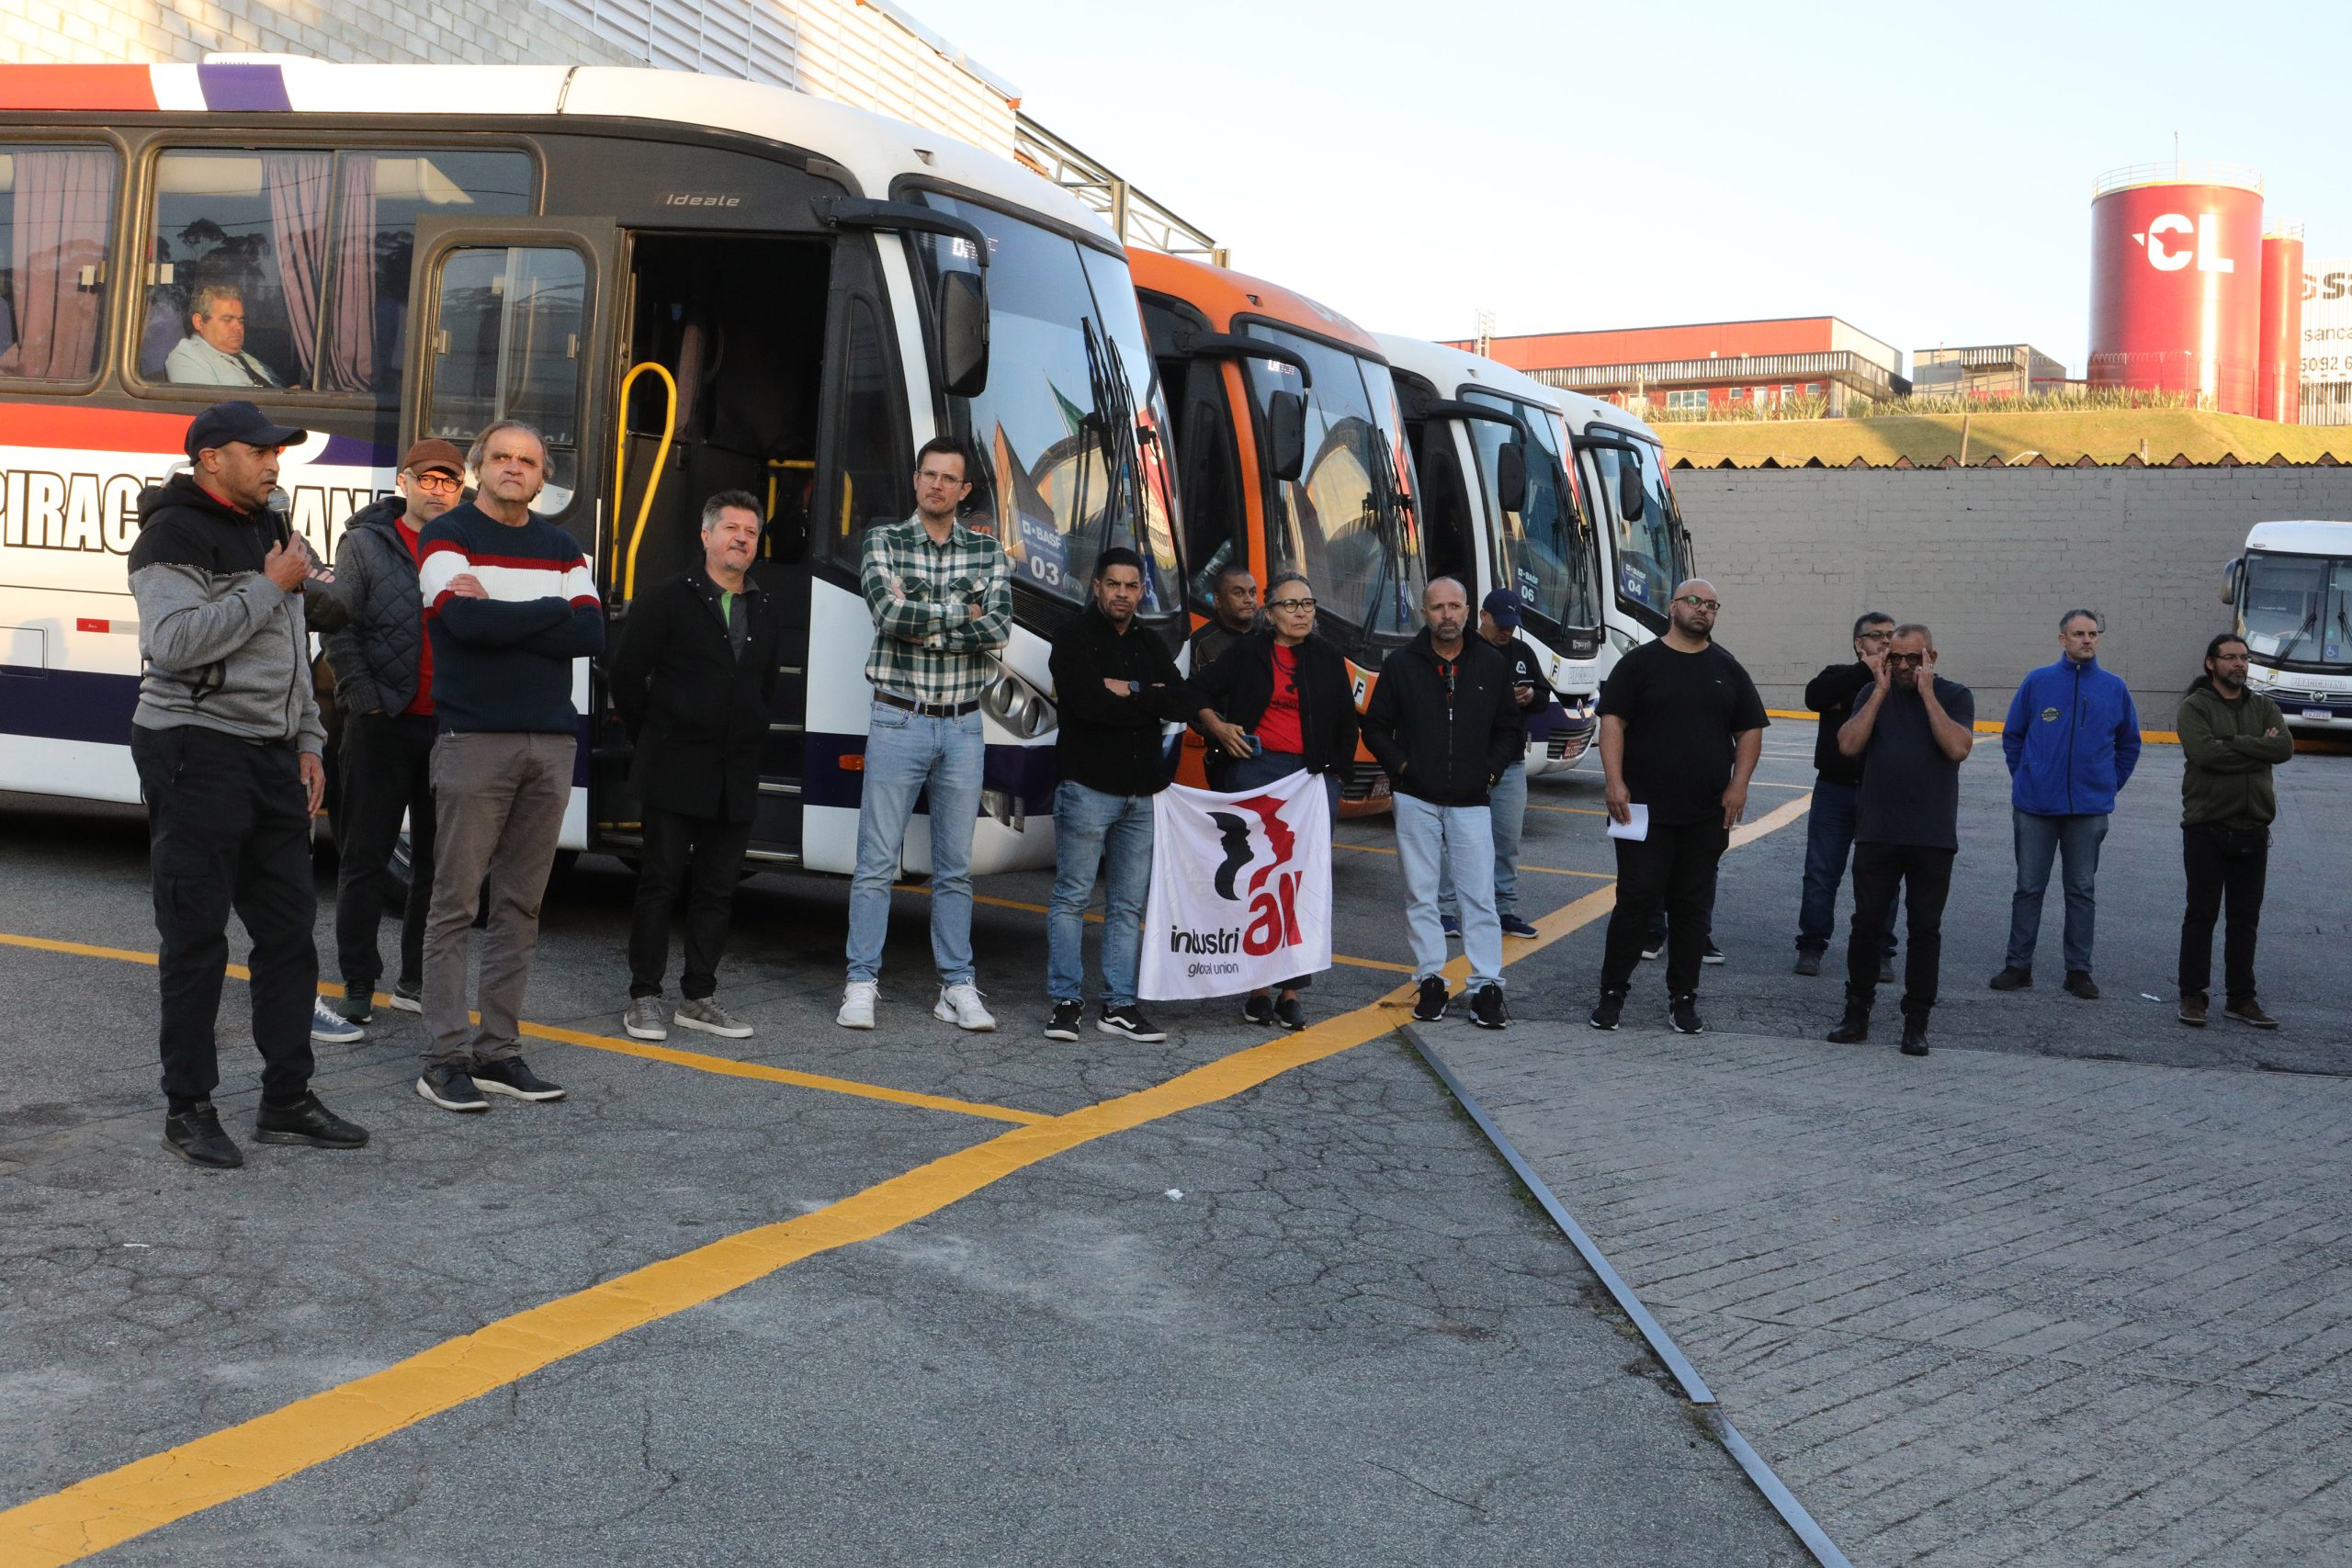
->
xmin=400 ymin=438 xmax=467 ymax=478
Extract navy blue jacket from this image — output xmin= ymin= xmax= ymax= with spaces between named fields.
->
xmin=2000 ymin=655 xmax=2142 ymax=816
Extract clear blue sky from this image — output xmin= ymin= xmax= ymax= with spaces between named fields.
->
xmin=911 ymin=0 xmax=2351 ymax=375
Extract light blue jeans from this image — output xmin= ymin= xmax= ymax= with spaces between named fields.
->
xmin=1438 ymin=761 xmax=1526 ymax=920
xmin=845 ymin=700 xmax=983 ymax=986
xmin=1395 ymin=792 xmax=1502 ymax=988
xmin=1047 ymin=781 xmax=1154 ymax=1009
xmin=2006 ymin=808 xmax=2109 ymax=975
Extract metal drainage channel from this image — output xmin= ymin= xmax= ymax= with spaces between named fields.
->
xmin=1402 ymin=1026 xmax=1853 ymax=1568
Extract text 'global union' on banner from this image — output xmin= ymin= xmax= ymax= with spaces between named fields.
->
xmin=1139 ymin=771 xmax=1332 ymax=1001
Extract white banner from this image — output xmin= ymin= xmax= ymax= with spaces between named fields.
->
xmin=1139 ymin=772 xmax=1332 ymax=1000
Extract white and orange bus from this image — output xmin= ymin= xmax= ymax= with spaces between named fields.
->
xmin=0 ymin=56 xmax=1184 ymax=876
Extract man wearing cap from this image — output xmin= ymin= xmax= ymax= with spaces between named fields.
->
xmin=126 ymin=400 xmax=369 ymax=1168
xmin=1438 ymin=589 xmax=1553 ymax=942
xmin=321 ymin=437 xmax=467 ymax=1026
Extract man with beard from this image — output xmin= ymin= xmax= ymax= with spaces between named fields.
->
xmin=2174 ymin=633 xmax=2292 ymax=1029
xmin=1588 ymin=580 xmax=1766 ymax=1036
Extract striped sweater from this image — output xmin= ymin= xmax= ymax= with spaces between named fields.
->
xmin=416 ymin=502 xmax=604 ymax=735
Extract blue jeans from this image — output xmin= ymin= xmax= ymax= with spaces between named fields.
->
xmin=1797 ymin=775 xmax=1895 ymax=957
xmin=1207 ymin=750 xmax=1337 ymax=989
xmin=2006 ymin=809 xmax=2109 ymax=974
xmin=1438 ymin=761 xmax=1525 ymax=920
xmin=1395 ymin=793 xmax=1502 ymax=988
xmin=1047 ymin=781 xmax=1154 ymax=1009
xmin=845 ymin=700 xmax=983 ymax=986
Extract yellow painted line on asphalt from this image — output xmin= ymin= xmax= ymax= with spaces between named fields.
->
xmin=0 ymin=935 xmax=1044 ymax=1128
xmin=0 ymin=799 xmax=1816 ymax=1564
xmin=1333 ymin=840 xmax=1613 ymax=879
xmin=1765 ymin=708 xmax=2182 ymax=745
xmin=1524 ymin=801 xmax=1606 ymax=816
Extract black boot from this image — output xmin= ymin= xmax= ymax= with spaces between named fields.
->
xmin=1826 ymin=1000 xmax=1871 ymax=1044
xmin=1900 ymin=1010 xmax=1930 ymax=1056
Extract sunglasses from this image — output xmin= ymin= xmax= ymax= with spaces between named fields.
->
xmin=1676 ymin=594 xmax=1721 ymax=612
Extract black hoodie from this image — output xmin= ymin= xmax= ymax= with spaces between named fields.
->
xmin=1361 ymin=628 xmax=1521 ymax=807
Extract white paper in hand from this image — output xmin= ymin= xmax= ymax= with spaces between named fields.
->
xmin=1606 ymin=804 xmax=1650 ymax=841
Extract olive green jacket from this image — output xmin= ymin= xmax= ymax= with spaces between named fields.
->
xmin=2176 ymin=682 xmax=2293 ymax=828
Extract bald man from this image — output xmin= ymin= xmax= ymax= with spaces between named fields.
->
xmin=1589 ymin=579 xmax=1766 ymax=1036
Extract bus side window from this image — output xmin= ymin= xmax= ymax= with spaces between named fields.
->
xmin=0 ymin=144 xmax=117 ymax=384
xmin=824 ymin=295 xmax=910 ymax=562
xmin=336 ymin=151 xmax=531 ymax=393
xmin=422 ymin=244 xmax=586 ymax=515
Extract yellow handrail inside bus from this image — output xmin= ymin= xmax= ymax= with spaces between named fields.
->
xmin=616 ymin=361 xmax=678 ymax=603
xmin=763 ymin=457 xmax=816 ymax=558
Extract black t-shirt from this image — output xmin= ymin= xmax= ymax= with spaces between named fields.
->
xmin=1597 ymin=639 xmax=1769 ymax=825
xmin=1854 ymin=676 xmax=1975 ymax=850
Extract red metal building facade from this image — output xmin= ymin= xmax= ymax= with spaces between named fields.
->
xmin=1453 ymin=317 xmax=1908 ymax=416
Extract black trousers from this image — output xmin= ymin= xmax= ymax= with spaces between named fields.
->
xmin=334 ymin=709 xmax=437 ymax=991
xmin=1645 ymin=864 xmax=1715 ymax=947
xmin=628 ymin=807 xmax=754 ymax=999
xmin=1846 ymin=841 xmax=1955 ymax=1016
xmin=130 ymin=726 xmax=318 ymax=1104
xmin=1602 ymin=819 xmax=1730 ymax=995
xmin=2179 ymin=822 xmax=2267 ymax=1004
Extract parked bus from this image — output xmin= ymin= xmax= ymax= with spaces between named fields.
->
xmin=0 ymin=57 xmax=1182 ymax=876
xmin=1563 ymin=390 xmax=1696 ymax=671
xmin=1374 ymin=333 xmax=1600 ymax=774
xmin=2222 ymin=520 xmax=2352 ymax=732
xmin=1127 ymin=249 xmax=1422 ymax=811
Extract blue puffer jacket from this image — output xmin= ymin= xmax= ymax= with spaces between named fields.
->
xmin=2001 ymin=655 xmax=2143 ymax=816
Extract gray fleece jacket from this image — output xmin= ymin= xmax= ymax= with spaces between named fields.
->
xmin=125 ymin=473 xmax=325 ymax=754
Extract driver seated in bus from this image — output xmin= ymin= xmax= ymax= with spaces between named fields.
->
xmin=164 ymin=283 xmax=284 ymax=389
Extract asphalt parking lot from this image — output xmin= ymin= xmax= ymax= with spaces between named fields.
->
xmin=0 ymin=747 xmax=1814 ymax=1566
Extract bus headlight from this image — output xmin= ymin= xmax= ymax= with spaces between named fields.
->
xmin=1607 ymin=626 xmax=1640 ymax=654
xmin=982 ymin=668 xmax=1057 ymax=739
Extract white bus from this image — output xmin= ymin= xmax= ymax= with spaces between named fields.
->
xmin=2223 ymin=519 xmax=2352 ymax=732
xmin=0 ymin=56 xmax=1184 ymax=876
xmin=1561 ymin=390 xmax=1697 ymax=682
xmin=1374 ymin=333 xmax=1600 ymax=774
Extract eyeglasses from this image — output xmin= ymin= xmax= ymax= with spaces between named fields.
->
xmin=1675 ymin=594 xmax=1721 ymax=612
xmin=409 ymin=471 xmax=460 ymax=493
xmin=1268 ymin=597 xmax=1317 ymax=612
xmin=1857 ymin=628 xmax=1894 ymax=643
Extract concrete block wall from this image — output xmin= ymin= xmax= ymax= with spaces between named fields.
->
xmin=0 ymin=0 xmax=638 ymax=69
xmin=1678 ymin=467 xmax=2352 ymax=723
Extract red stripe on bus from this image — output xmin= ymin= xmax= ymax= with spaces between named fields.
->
xmin=0 ymin=64 xmax=160 ymax=112
xmin=0 ymin=403 xmax=191 ymax=454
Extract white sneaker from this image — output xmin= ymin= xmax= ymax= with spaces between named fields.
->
xmin=837 ymin=980 xmax=878 ymax=1030
xmin=933 ymin=982 xmax=996 ymax=1032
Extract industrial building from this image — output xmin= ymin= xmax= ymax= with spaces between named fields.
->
xmin=1908 ymin=344 xmax=2070 ymax=400
xmin=1457 ymin=317 xmax=1910 ymax=417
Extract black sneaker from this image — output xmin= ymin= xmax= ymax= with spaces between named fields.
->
xmin=1470 ymin=984 xmax=1508 ymax=1030
xmin=1900 ymin=1014 xmax=1930 ymax=1056
xmin=1411 ymin=976 xmax=1450 ymax=1023
xmin=1792 ymin=950 xmax=1823 ymax=977
xmin=1274 ymin=994 xmax=1307 ymax=1032
xmin=1045 ymin=999 xmax=1084 ymax=1042
xmin=472 ymin=1057 xmax=566 ymax=1102
xmin=1826 ymin=1003 xmax=1871 ymax=1044
xmin=415 ymin=1065 xmax=490 ymax=1112
xmin=1701 ymin=942 xmax=1726 ymax=966
xmin=1668 ymin=994 xmax=1704 ymax=1035
xmin=163 ymin=1100 xmax=242 ymax=1168
xmin=254 ymin=1091 xmax=369 ymax=1149
xmin=338 ymin=990 xmax=376 ymax=1025
xmin=1499 ymin=912 xmax=1540 ymax=939
xmin=388 ymin=977 xmax=423 ymax=1014
xmin=1879 ymin=956 xmax=1898 ymax=986
xmin=1988 ymin=965 xmax=2033 ymax=991
xmin=2064 ymin=970 xmax=2100 ymax=1001
xmin=1639 ymin=941 xmax=1664 ymax=962
xmin=1242 ymin=992 xmax=1276 ymax=1027
xmin=1588 ymin=989 xmax=1626 ymax=1031
xmin=1098 ymin=1005 xmax=1167 ymax=1042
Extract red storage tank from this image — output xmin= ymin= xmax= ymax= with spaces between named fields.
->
xmin=2087 ymin=164 xmax=2265 ymax=414
xmin=2258 ymin=228 xmax=2304 ymax=423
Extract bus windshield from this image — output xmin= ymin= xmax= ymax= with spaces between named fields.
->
xmin=1243 ymin=326 xmax=1423 ymax=640
xmin=1464 ymin=392 xmax=1598 ymax=634
xmin=911 ymin=197 xmax=1181 ymax=619
xmin=2242 ymin=551 xmax=2352 ymax=667
xmin=1585 ymin=434 xmax=1684 ymax=626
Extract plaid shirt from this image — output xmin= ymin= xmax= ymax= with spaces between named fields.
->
xmin=860 ymin=515 xmax=1012 ymax=705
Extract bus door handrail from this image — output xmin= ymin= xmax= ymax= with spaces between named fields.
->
xmin=617 ymin=360 xmax=679 ymax=604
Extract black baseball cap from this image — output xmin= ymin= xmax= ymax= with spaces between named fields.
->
xmin=184 ymin=400 xmax=307 ymax=461
xmin=1482 ymin=588 xmax=1524 ymax=630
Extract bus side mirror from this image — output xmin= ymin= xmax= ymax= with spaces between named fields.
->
xmin=1496 ymin=442 xmax=1528 ymax=513
xmin=1266 ymin=390 xmax=1306 ymax=483
xmin=1619 ymin=462 xmax=1645 ymax=522
xmin=938 ymin=270 xmax=989 ymax=399
xmin=2222 ymin=556 xmax=2242 ymax=605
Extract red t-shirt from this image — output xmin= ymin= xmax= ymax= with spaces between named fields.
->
xmin=1254 ymin=642 xmax=1305 ymax=756
xmin=397 ymin=517 xmax=435 ymax=717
